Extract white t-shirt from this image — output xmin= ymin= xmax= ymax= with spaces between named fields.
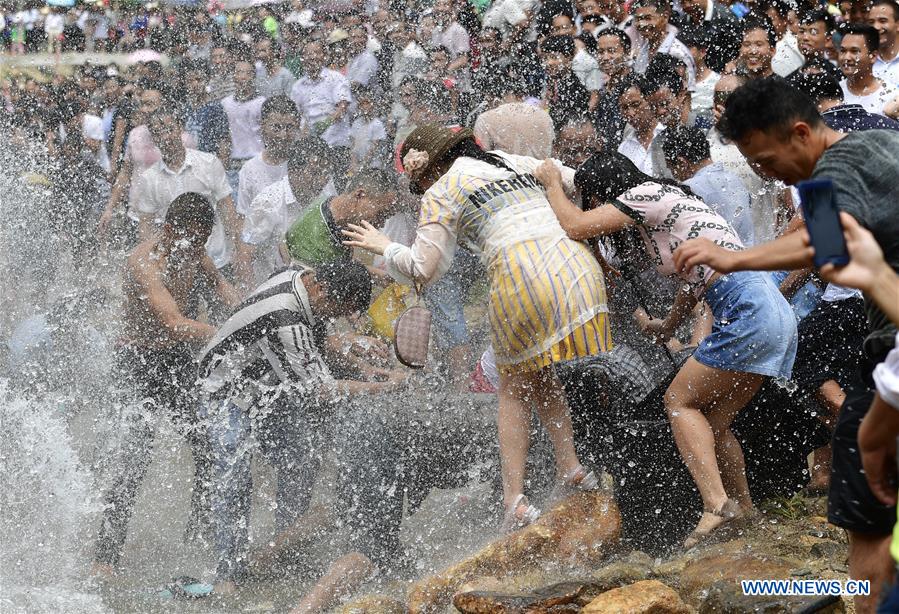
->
xmin=573 ymin=49 xmax=603 ymax=92
xmin=290 ymin=68 xmax=354 ymax=147
xmin=431 ymin=22 xmax=470 ymax=57
xmin=237 ymin=153 xmax=288 ymax=216
xmin=221 ymin=95 xmax=265 ymax=160
xmin=874 ymin=333 xmax=899 ymax=411
xmin=839 ymin=79 xmax=899 ymax=115
xmin=350 ymin=117 xmax=388 ymax=168
xmin=347 ymin=51 xmax=380 ymax=86
xmin=691 ymin=71 xmax=720 ymax=117
xmin=617 ymin=123 xmax=665 ymax=176
xmin=130 ymin=149 xmax=234 ymax=268
xmin=44 ymin=13 xmax=64 ymax=36
xmin=874 ymin=54 xmax=899 ymax=89
xmin=772 ymin=31 xmax=805 ymax=77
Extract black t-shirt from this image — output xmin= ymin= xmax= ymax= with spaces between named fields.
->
xmin=811 ymin=129 xmax=899 ymax=361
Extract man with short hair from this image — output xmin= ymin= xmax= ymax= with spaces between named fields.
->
xmin=93 ymin=193 xmax=240 ymax=577
xmin=181 ymin=59 xmax=231 ymax=165
xmin=199 ymin=260 xmax=406 ymax=592
xmin=541 ymin=34 xmax=592 ymax=129
xmin=737 ymin=15 xmax=777 ymax=79
xmin=222 ymin=55 xmax=267 ymax=205
xmin=236 ymin=95 xmax=300 ymax=218
xmin=616 ymin=75 xmax=666 ymax=175
xmin=797 ymin=9 xmax=836 ymax=64
xmin=594 ymin=27 xmax=633 ymax=150
xmin=290 ymin=40 xmax=353 ymax=150
xmin=662 ymin=124 xmax=754 ymax=245
xmin=346 ymin=24 xmax=379 ymax=86
xmin=430 ymin=0 xmax=471 ymax=72
xmin=131 ymin=107 xmax=251 ymax=283
xmin=555 ymin=118 xmax=601 ymax=167
xmin=868 ymin=0 xmax=899 ymax=87
xmin=838 ymin=22 xmax=899 ymax=114
xmin=793 ymin=70 xmax=899 ymax=131
xmin=255 ymin=38 xmax=296 ymax=98
xmin=673 ymin=77 xmax=899 ymax=613
xmin=208 ymin=40 xmax=237 ymax=102
xmin=761 ymin=0 xmax=805 ymax=77
xmin=627 ymin=0 xmax=696 ymax=89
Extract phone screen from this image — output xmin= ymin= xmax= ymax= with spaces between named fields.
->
xmin=797 ymin=179 xmax=850 ymax=268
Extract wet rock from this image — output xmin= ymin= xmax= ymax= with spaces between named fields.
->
xmin=333 ymin=595 xmax=407 ymax=614
xmin=679 ymin=554 xmax=793 ymax=606
xmin=582 ymin=580 xmax=690 ymax=614
xmin=810 ymin=541 xmax=846 ymax=561
xmin=589 ymin=552 xmax=655 ymax=590
xmin=699 ymin=579 xmax=845 ymax=613
xmin=407 ymin=491 xmax=620 ymax=613
xmin=452 ymin=582 xmax=589 ymax=613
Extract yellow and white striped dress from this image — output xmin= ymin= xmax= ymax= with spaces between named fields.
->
xmin=413 ymin=152 xmax=612 ymax=373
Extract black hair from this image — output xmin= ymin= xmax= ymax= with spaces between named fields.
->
xmin=596 ymin=27 xmax=633 ymax=54
xmin=288 ymin=137 xmax=334 ymax=173
xmin=678 ymin=25 xmax=713 ymax=51
xmin=838 ymin=22 xmax=881 ymax=53
xmin=741 ymin=13 xmax=778 ymax=48
xmin=312 ymin=260 xmax=372 ymax=315
xmin=756 ymin=0 xmax=794 ymax=20
xmin=630 ymin=0 xmax=672 ymax=14
xmin=496 ymin=64 xmax=531 ymax=98
xmin=440 ymin=137 xmax=523 ymax=177
xmin=230 ymin=42 xmax=255 ymax=64
xmin=718 ymin=76 xmax=823 ymax=142
xmin=185 ymin=57 xmax=212 ymax=76
xmin=541 ymin=34 xmax=577 ymax=57
xmin=345 ymin=167 xmax=400 ymax=194
xmin=575 ymin=152 xmax=689 ymax=204
xmin=577 ymin=33 xmax=598 ymax=53
xmin=796 ymin=56 xmax=845 ymax=83
xmin=799 ymin=9 xmax=836 ymax=33
xmin=645 ymin=53 xmax=686 ymax=95
xmin=618 ymin=73 xmax=654 ymax=98
xmin=871 ymin=0 xmax=899 ymax=21
xmin=261 ymin=94 xmax=301 ymax=121
xmin=661 ymin=125 xmax=712 ymax=164
xmin=149 ymin=100 xmax=186 ymax=125
xmin=790 ymin=70 xmax=844 ymax=104
xmin=165 ymin=192 xmax=215 ymax=235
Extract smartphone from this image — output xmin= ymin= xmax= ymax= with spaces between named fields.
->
xmin=797 ymin=179 xmax=850 ymax=268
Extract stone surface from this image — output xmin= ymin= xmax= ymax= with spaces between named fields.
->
xmin=582 ymin=580 xmax=691 ymax=614
xmin=333 ymin=595 xmax=407 ymax=614
xmin=699 ymin=579 xmax=845 ymax=613
xmin=407 ymin=491 xmax=620 ymax=614
xmin=678 ymin=553 xmax=794 ymax=606
xmin=810 ymin=541 xmax=846 ymax=561
xmin=453 ymin=582 xmax=588 ymax=613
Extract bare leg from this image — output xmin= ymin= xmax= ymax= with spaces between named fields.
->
xmin=498 ymin=369 xmax=584 ymax=510
xmin=289 ymin=552 xmax=375 ymax=614
xmin=809 ymin=379 xmax=846 ymax=491
xmin=847 ymin=531 xmax=893 ymax=614
xmin=665 ymin=358 xmax=763 ymax=536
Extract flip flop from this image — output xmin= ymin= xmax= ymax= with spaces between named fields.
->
xmin=156 ymin=576 xmax=214 ymax=600
xmin=501 ymin=494 xmax=541 ymax=533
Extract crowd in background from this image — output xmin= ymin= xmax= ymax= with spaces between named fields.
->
xmin=4 ymin=0 xmax=899 ymax=612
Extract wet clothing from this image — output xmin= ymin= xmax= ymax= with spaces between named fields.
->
xmin=381 ymin=152 xmax=612 ymax=373
xmin=693 ymin=271 xmax=798 ymax=380
xmin=95 ymin=343 xmax=212 ymax=566
xmin=284 ymin=197 xmax=350 ymax=266
xmin=198 ymin=269 xmax=334 ymax=581
xmin=821 ymin=103 xmax=899 ymax=133
xmin=792 ymin=297 xmax=867 ymax=392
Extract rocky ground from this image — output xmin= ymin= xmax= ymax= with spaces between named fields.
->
xmin=337 ymin=491 xmax=850 ymax=613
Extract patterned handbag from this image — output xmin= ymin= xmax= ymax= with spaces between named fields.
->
xmin=393 ymin=287 xmax=432 ymax=368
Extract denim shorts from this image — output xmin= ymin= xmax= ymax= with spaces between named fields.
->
xmin=693 ymin=271 xmax=798 ymax=380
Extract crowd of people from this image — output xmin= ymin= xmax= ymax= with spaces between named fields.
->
xmin=4 ymin=0 xmax=899 ymax=612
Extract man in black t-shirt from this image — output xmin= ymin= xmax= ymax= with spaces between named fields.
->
xmin=540 ymin=35 xmax=592 ymax=129
xmin=675 ymin=76 xmax=899 ymax=614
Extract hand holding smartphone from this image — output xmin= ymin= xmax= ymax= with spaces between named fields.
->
xmin=797 ymin=179 xmax=851 ymax=269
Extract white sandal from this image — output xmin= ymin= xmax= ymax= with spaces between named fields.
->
xmin=501 ymin=494 xmax=541 ymax=532
xmin=548 ymin=466 xmax=600 ymax=504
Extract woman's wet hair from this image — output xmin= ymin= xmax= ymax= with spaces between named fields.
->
xmin=575 ymin=152 xmax=692 ymax=204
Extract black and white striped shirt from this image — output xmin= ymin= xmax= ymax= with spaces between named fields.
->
xmin=198 ymin=268 xmax=334 ymax=407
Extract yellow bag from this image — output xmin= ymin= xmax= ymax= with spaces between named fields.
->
xmin=366 ymin=283 xmax=413 ymax=340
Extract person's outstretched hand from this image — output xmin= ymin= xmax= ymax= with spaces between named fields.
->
xmin=533 ymin=159 xmax=563 ymax=188
xmin=818 ymin=212 xmax=890 ymax=293
xmin=673 ymin=237 xmax=738 ymax=274
xmin=342 ymin=221 xmax=392 ymax=256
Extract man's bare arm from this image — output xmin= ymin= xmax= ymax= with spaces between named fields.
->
xmin=674 ymin=229 xmax=815 ymax=276
xmin=201 ymin=254 xmax=242 ymax=308
xmin=133 ymin=257 xmax=217 ymax=342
